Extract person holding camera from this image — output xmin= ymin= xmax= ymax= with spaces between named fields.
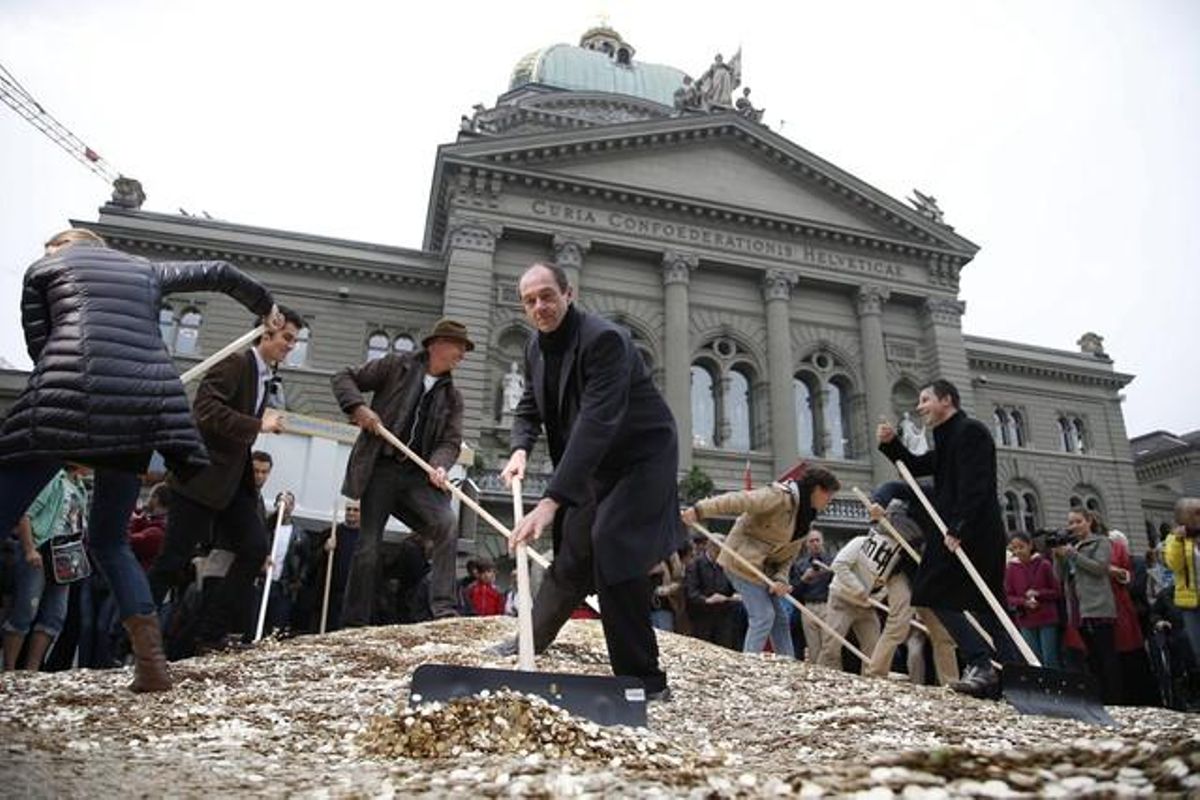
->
xmin=1162 ymin=497 xmax=1200 ymax=662
xmin=1054 ymin=508 xmax=1121 ymax=704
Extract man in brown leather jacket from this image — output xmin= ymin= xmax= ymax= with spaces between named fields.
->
xmin=332 ymin=319 xmax=471 ymax=625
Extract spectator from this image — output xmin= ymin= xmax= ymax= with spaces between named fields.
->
xmin=790 ymin=529 xmax=832 ymax=662
xmin=457 ymin=558 xmax=481 ymax=616
xmin=1162 ymin=498 xmax=1200 ymax=663
xmin=684 ymin=535 xmax=740 ymax=650
xmin=649 ymin=551 xmax=688 ymax=634
xmin=128 ymin=483 xmax=171 ymax=573
xmin=3 ymin=465 xmax=88 ymax=670
xmin=1004 ymin=531 xmax=1062 ymax=668
xmin=464 ymin=558 xmax=505 ymax=616
xmin=1110 ymin=529 xmax=1158 ymax=705
xmin=251 ymin=451 xmax=274 ymax=525
xmin=1054 ymin=508 xmax=1121 ymax=704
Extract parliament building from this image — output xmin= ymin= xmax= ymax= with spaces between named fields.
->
xmin=11 ymin=26 xmax=1152 ymax=547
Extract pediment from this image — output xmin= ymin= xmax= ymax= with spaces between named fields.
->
xmin=541 ymin=139 xmax=895 ymax=236
xmin=436 ymin=115 xmax=977 ymax=255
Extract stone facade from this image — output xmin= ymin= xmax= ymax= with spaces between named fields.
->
xmin=1 ymin=30 xmax=1152 ymax=550
xmin=1132 ymin=430 xmax=1200 ymax=542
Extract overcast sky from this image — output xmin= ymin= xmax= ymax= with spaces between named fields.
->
xmin=2 ymin=0 xmax=1196 ymax=437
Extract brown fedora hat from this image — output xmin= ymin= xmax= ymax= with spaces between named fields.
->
xmin=422 ymin=317 xmax=475 ymax=352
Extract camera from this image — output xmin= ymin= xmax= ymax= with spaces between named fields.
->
xmin=1039 ymin=528 xmax=1074 ymax=548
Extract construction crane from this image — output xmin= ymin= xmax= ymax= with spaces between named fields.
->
xmin=1 ymin=60 xmax=143 ymax=204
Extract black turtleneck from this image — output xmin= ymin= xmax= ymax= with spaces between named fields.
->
xmin=538 ymin=304 xmax=580 ymax=464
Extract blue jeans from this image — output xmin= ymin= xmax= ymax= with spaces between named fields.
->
xmin=0 ymin=462 xmax=153 ymax=622
xmin=728 ymin=572 xmax=794 ymax=657
xmin=1020 ymin=624 xmax=1061 ymax=669
xmin=650 ymin=608 xmax=674 ymax=632
xmin=2 ymin=552 xmax=69 ymax=637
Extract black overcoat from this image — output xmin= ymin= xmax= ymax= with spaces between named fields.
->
xmin=879 ymin=410 xmax=1006 ymax=612
xmin=510 ymin=308 xmax=680 ymax=585
xmin=0 ymin=243 xmax=272 ymax=476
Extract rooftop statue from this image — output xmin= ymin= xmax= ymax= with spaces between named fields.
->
xmin=908 ymin=189 xmax=946 ymax=225
xmin=696 ymin=50 xmax=741 ymax=110
xmin=735 ymin=86 xmax=764 ymax=123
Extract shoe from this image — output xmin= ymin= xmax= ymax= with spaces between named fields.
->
xmin=122 ymin=614 xmax=172 ymax=693
xmin=646 ymin=686 xmax=672 ymax=703
xmin=485 ymin=638 xmax=518 ymax=657
xmin=950 ymin=664 xmax=1000 ymax=700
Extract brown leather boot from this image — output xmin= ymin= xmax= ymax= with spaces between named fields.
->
xmin=122 ymin=613 xmax=172 ymax=692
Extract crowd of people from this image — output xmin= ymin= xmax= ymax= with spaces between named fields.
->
xmin=2 ymin=230 xmax=1198 ymax=716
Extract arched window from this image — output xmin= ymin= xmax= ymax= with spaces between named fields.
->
xmin=1069 ymin=486 xmax=1104 ymax=517
xmin=725 ymin=367 xmax=752 ymax=451
xmin=394 ymin=334 xmax=416 ymax=353
xmin=1003 ymin=491 xmax=1020 ymax=531
xmin=366 ymin=331 xmax=390 ymax=361
xmin=690 ymin=364 xmax=717 ymax=448
xmin=1022 ymin=492 xmax=1040 ymax=532
xmin=824 ymin=379 xmax=851 ymax=459
xmin=174 ymin=308 xmax=202 ymax=355
xmin=993 ymin=409 xmax=1011 ymax=446
xmin=284 ymin=327 xmax=309 ymax=367
xmin=158 ymin=306 xmax=176 ymax=349
xmin=1010 ymin=411 xmax=1026 ymax=447
xmin=794 ymin=376 xmax=815 ymax=456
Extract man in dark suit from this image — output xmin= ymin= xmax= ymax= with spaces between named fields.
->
xmin=502 ymin=262 xmax=680 ymax=699
xmin=150 ymin=307 xmax=305 ymax=652
xmin=877 ymin=378 xmax=1018 ymax=697
xmin=331 ymin=318 xmax=470 ymax=625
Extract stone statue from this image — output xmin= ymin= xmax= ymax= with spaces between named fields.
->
xmin=900 ymin=412 xmax=928 ymax=455
xmin=502 ymin=362 xmax=524 ymax=412
xmin=674 ymin=76 xmax=702 ymax=113
xmin=697 ymin=50 xmax=741 ymax=109
xmin=735 ymin=87 xmax=764 ymax=122
xmin=110 ymin=175 xmax=146 ymax=209
xmin=908 ymin=189 xmax=945 ymax=224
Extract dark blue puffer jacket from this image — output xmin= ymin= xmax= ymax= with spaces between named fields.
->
xmin=0 ymin=242 xmax=273 ymax=476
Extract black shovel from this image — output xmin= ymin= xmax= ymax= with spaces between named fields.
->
xmin=895 ymin=461 xmax=1115 ymax=727
xmin=374 ymin=426 xmax=648 ymax=727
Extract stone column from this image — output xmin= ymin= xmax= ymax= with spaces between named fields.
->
xmin=442 ymin=218 xmax=502 ymax=445
xmin=763 ymin=269 xmax=799 ymax=476
xmin=922 ymin=297 xmax=975 ymax=414
xmin=553 ymin=235 xmax=589 ymax=291
xmin=662 ymin=251 xmax=698 ymax=470
xmin=857 ymin=284 xmax=893 ymax=482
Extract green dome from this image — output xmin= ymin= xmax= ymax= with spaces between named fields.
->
xmin=510 ymin=42 xmax=688 ymax=109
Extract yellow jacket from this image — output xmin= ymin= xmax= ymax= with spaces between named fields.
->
xmin=694 ymin=482 xmax=807 ymax=585
xmin=1163 ymin=529 xmax=1199 ymax=609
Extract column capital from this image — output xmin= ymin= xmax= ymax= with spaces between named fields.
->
xmin=762 ymin=268 xmax=798 ymax=302
xmin=553 ymin=235 xmax=591 ymax=270
xmin=661 ymin=250 xmax=699 ymax=286
xmin=856 ymin=284 xmax=891 ymax=316
xmin=446 ymin=219 xmax=502 ymax=254
xmin=923 ymin=297 xmax=967 ymax=326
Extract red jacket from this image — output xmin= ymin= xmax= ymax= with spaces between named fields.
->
xmin=1110 ymin=537 xmax=1144 ymax=652
xmin=1004 ymin=554 xmax=1060 ymax=629
xmin=465 ymin=580 xmax=505 ymax=617
xmin=127 ymin=512 xmax=167 ymax=572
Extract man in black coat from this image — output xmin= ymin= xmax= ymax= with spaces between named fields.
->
xmin=502 ymin=262 xmax=680 ymax=699
xmin=877 ymin=378 xmax=1018 ymax=697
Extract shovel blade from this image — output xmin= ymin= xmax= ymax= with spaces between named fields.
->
xmin=409 ymin=663 xmax=647 ymax=727
xmin=1001 ymin=663 xmax=1116 ymax=727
